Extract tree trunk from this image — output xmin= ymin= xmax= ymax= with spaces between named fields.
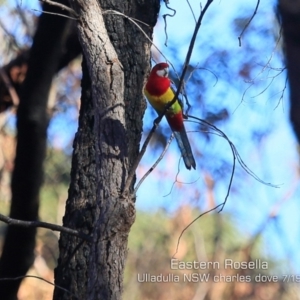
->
xmin=0 ymin=2 xmax=73 ymax=299
xmin=53 ymin=0 xmax=159 ymax=299
xmin=278 ymin=0 xmax=300 ymax=142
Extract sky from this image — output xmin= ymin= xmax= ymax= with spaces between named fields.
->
xmin=2 ymin=0 xmax=300 ymax=278
xmin=135 ymin=0 xmax=300 ymax=276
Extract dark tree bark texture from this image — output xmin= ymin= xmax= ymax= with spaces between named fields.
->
xmin=54 ymin=0 xmax=159 ymax=299
xmin=278 ymin=0 xmax=300 ymax=143
xmin=0 ymin=2 xmax=74 ymax=299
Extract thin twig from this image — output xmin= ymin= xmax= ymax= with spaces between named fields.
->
xmin=162 ymin=0 xmax=214 ymax=114
xmin=172 ymin=203 xmax=224 ymax=258
xmin=0 ymin=275 xmax=78 ymax=299
xmin=173 ymin=0 xmax=213 ymax=103
xmin=188 ymin=116 xmax=279 ymax=189
xmin=162 ymin=0 xmax=176 ymax=46
xmin=186 ymin=0 xmax=197 ymax=23
xmin=134 ymin=134 xmax=174 ymax=194
xmin=173 ymin=116 xmax=279 ymax=254
xmin=39 ymin=0 xmax=78 ymax=18
xmin=123 ymin=118 xmax=161 ymax=195
xmin=233 ymin=26 xmax=284 ymax=114
xmin=238 ymin=0 xmax=260 ymax=47
xmin=103 ymin=10 xmax=150 ymax=27
xmin=189 ymin=117 xmax=236 ymax=212
xmin=163 ymin=159 xmax=201 ymax=197
xmin=103 ymin=10 xmax=169 ymax=63
xmin=274 ymin=74 xmax=288 ymax=110
xmin=32 ymin=9 xmax=78 ymax=20
xmin=0 ymin=213 xmax=92 ymax=242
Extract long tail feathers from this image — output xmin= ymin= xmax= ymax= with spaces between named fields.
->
xmin=173 ymin=128 xmax=196 ymax=170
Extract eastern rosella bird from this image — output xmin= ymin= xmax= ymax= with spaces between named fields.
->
xmin=144 ymin=62 xmax=196 ymax=170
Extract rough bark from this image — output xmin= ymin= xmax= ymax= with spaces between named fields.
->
xmin=278 ymin=0 xmax=300 ymax=142
xmin=0 ymin=2 xmax=73 ymax=299
xmin=53 ymin=0 xmax=159 ymax=299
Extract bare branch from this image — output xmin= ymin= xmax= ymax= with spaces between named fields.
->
xmin=233 ymin=27 xmax=285 ymax=113
xmin=39 ymin=0 xmax=78 ymax=18
xmin=32 ymin=9 xmax=78 ymax=20
xmin=123 ymin=117 xmax=161 ymax=195
xmin=187 ymin=116 xmax=279 ymax=208
xmin=274 ymin=75 xmax=288 ymax=110
xmin=174 ymin=0 xmax=213 ymax=102
xmin=0 ymin=275 xmax=78 ymax=299
xmin=163 ymin=161 xmax=201 ymax=197
xmin=173 ymin=115 xmax=279 ymax=255
xmin=238 ymin=0 xmax=260 ymax=47
xmin=0 ymin=213 xmax=92 ymax=242
xmin=134 ymin=134 xmax=174 ymax=194
xmin=162 ymin=0 xmax=176 ymax=46
xmin=172 ymin=203 xmax=224 ymax=258
xmin=103 ymin=10 xmax=150 ymax=27
xmin=186 ymin=0 xmax=197 ymax=23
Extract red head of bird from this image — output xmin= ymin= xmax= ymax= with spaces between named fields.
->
xmin=146 ymin=63 xmax=171 ymax=97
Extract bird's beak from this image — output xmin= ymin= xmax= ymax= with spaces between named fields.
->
xmin=164 ymin=67 xmax=169 ymax=77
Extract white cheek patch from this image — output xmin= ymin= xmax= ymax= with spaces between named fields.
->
xmin=156 ymin=68 xmax=169 ymax=77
